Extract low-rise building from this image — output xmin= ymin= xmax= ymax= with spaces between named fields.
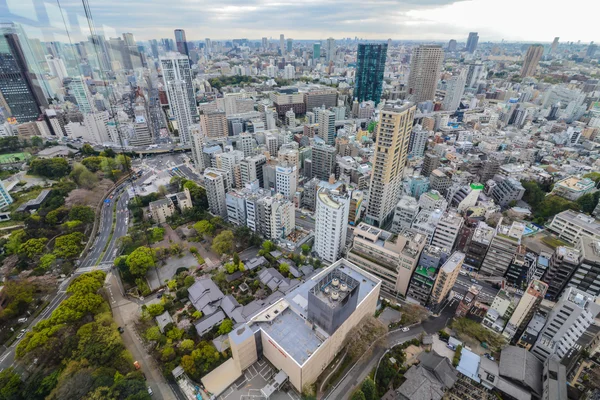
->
xmin=551 ymin=176 xmax=595 ymax=201
xmin=547 ymin=210 xmax=600 ymax=245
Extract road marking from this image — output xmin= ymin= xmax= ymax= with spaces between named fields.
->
xmin=0 ymin=353 xmax=9 ymax=363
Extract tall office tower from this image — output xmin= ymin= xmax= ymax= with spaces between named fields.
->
xmin=150 ymin=39 xmax=159 ymax=58
xmin=543 ymin=246 xmax=579 ymax=300
xmin=429 ymin=252 xmax=465 ymax=311
xmin=0 ymin=33 xmax=46 ymax=123
xmin=502 ymin=280 xmax=548 ymax=341
xmin=166 ymin=80 xmax=193 ymax=144
xmin=317 ymin=109 xmax=336 ymax=145
xmin=314 ymin=188 xmax=350 ymax=264
xmin=174 ymin=29 xmax=189 ymax=58
xmin=447 ymin=39 xmax=457 ymax=52
xmin=466 ymin=62 xmax=485 ymax=88
xmin=261 ymin=37 xmax=268 ymax=50
xmin=160 ymin=52 xmax=198 ymax=139
xmin=408 ymin=128 xmax=428 ymax=158
xmin=286 ymin=38 xmax=293 ymax=54
xmin=313 ymin=43 xmax=321 ymax=59
xmin=238 ymin=133 xmax=255 ymax=157
xmin=550 ymin=37 xmax=559 ymax=54
xmin=240 ymin=154 xmax=267 ymax=187
xmin=46 ymin=55 xmax=68 ymax=82
xmin=189 ymin=125 xmax=206 ymax=171
xmin=466 ymin=32 xmax=479 ymax=53
xmin=365 ymin=102 xmax=416 ymax=228
xmin=421 ymin=153 xmax=440 ymax=178
xmin=407 ymin=45 xmax=443 ymax=103
xmin=348 ymin=223 xmax=426 ymax=297
xmin=279 ymin=34 xmax=285 ymax=55
xmin=354 ymin=43 xmax=387 ymax=105
xmin=442 ymin=70 xmax=467 ymax=111
xmin=431 ymin=211 xmax=463 ymax=251
xmin=586 ymin=43 xmax=598 ymax=58
xmin=520 ymin=44 xmax=544 ymax=78
xmin=64 ymin=77 xmax=92 ymax=113
xmin=204 ymin=168 xmax=231 ymax=218
xmin=215 ymin=150 xmax=244 ymax=188
xmin=205 ymin=38 xmax=212 ymax=54
xmin=275 ymin=163 xmax=297 ymax=200
xmin=479 ymin=222 xmax=524 ymax=277
xmin=531 ymin=287 xmax=600 ymax=362
xmin=311 ymin=143 xmax=337 ymax=181
xmin=326 ymin=37 xmax=336 ymax=62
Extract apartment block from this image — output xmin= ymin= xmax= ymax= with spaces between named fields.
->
xmin=314 ymin=189 xmax=350 ymax=264
xmin=406 ymin=245 xmax=449 ymax=306
xmin=392 ymin=195 xmax=420 ymax=233
xmin=489 ymin=175 xmax=525 ymax=207
xmin=431 ymin=211 xmax=463 ymax=251
xmin=547 ymin=210 xmax=600 ymax=245
xmin=479 ymin=222 xmax=524 ymax=277
xmin=204 ymin=168 xmax=231 ymax=218
xmin=464 ymin=223 xmax=495 ymax=269
xmin=502 ymin=280 xmax=548 ymax=341
xmin=348 ymin=223 xmax=426 ymax=297
xmin=429 ymin=252 xmax=465 ymax=311
xmin=571 ymin=235 xmax=600 ymax=297
xmin=544 ymin=246 xmax=580 ymax=301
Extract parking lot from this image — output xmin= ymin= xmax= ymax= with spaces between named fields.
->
xmin=218 ymin=359 xmax=301 ymax=400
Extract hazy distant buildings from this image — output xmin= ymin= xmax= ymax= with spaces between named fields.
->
xmin=520 ymin=44 xmax=544 ymax=78
xmin=466 ymin=32 xmax=479 ymax=53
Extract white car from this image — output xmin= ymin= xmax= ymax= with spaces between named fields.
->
xmin=147 ymin=387 xmax=153 ymax=396
xmin=401 ymin=327 xmax=410 ymax=332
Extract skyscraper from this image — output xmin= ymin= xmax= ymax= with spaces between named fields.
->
xmin=0 ymin=33 xmax=46 ymax=123
xmin=314 ymin=188 xmax=350 ymax=264
xmin=442 ymin=69 xmax=467 ymax=111
xmin=354 ymin=43 xmax=387 ymax=105
xmin=365 ymin=102 xmax=416 ymax=228
xmin=317 ymin=109 xmax=336 ymax=145
xmin=313 ymin=43 xmax=321 ymax=60
xmin=279 ymin=34 xmax=285 ymax=55
xmin=286 ymin=38 xmax=293 ymax=54
xmin=160 ymin=52 xmax=198 ymax=143
xmin=326 ymin=37 xmax=336 ymax=62
xmin=447 ymin=39 xmax=457 ymax=52
xmin=261 ymin=37 xmax=268 ymax=50
xmin=520 ymin=44 xmax=544 ymax=77
xmin=407 ymin=45 xmax=443 ymax=103
xmin=550 ymin=37 xmax=559 ymax=54
xmin=311 ymin=143 xmax=337 ymax=181
xmin=174 ymin=29 xmax=189 ymax=58
xmin=466 ymin=32 xmax=479 ymax=53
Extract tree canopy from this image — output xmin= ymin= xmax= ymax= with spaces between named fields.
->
xmin=29 ymin=157 xmax=71 ymax=179
xmin=211 ymin=230 xmax=235 ymax=255
xmin=126 ymin=246 xmax=155 ymax=276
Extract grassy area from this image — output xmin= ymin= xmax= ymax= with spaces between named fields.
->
xmin=541 ymin=235 xmax=571 ymax=249
xmin=0 ymin=152 xmax=31 ymax=164
xmin=452 ymin=318 xmax=506 ymax=350
xmin=7 ymin=187 xmax=43 ymax=212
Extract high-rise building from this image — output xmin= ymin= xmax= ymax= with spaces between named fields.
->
xmin=406 ymin=245 xmax=449 ymax=306
xmin=283 ymin=64 xmax=294 ymax=80
xmin=407 ymin=45 xmax=443 ymax=103
xmin=531 ymin=287 xmax=600 ymax=362
xmin=479 ymin=223 xmax=525 ymax=277
xmin=544 ymin=246 xmax=580 ymax=301
xmin=311 ymin=143 xmax=337 ymax=181
xmin=447 ymin=39 xmax=457 ymax=52
xmin=326 ymin=37 xmax=336 ymax=62
xmin=466 ymin=62 xmax=485 ymax=88
xmin=64 ymin=77 xmax=92 ymax=113
xmin=314 ymin=188 xmax=350 ymax=264
xmin=286 ymin=38 xmax=293 ymax=54
xmin=429 ymin=252 xmax=465 ymax=311
xmin=466 ymin=32 xmax=479 ymax=53
xmin=489 ymin=175 xmax=525 ymax=206
xmin=520 ymin=44 xmax=544 ymax=78
xmin=261 ymin=37 xmax=268 ymax=50
xmin=348 ymin=223 xmax=426 ymax=297
xmin=313 ymin=43 xmax=321 ymax=60
xmin=275 ymin=162 xmax=297 ymax=200
xmin=199 ymin=111 xmax=227 ymax=138
xmin=174 ymin=29 xmax=189 ymax=58
xmin=550 ymin=37 xmax=559 ymax=54
xmin=160 ymin=52 xmax=198 ymax=142
xmin=392 ymin=195 xmax=420 ymax=233
xmin=365 ymin=102 xmax=416 ymax=228
xmin=317 ymin=109 xmax=336 ymax=145
xmin=502 ymin=280 xmax=548 ymax=341
xmin=354 ymin=43 xmax=387 ymax=105
xmin=204 ymin=38 xmax=212 ymax=54
xmin=569 ymin=236 xmax=600 ymax=297
xmin=240 ymin=154 xmax=267 ymax=187
xmin=421 ymin=153 xmax=440 ymax=178
xmin=586 ymin=43 xmax=597 ymax=58
xmin=0 ymin=33 xmax=46 ymax=123
xmin=204 ymin=168 xmax=231 ymax=218
xmin=442 ymin=70 xmax=467 ymax=111
xmin=408 ymin=127 xmax=428 ymax=158
xmin=279 ymin=34 xmax=285 ymax=55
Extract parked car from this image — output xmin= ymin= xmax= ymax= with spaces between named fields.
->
xmin=118 ymin=327 xmax=125 ymax=333
xmin=147 ymin=387 xmax=153 ymax=396
xmin=133 ymin=361 xmax=140 ymax=370
xmin=17 ymin=329 xmax=27 ymax=339
xmin=401 ymin=327 xmax=410 ymax=332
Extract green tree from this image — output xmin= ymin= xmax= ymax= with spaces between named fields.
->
xmin=161 ymin=346 xmax=175 ymax=361
xmin=70 ymin=163 xmax=98 ymax=190
xmin=81 ymin=156 xmax=104 ymax=172
xmin=217 ymin=319 xmax=234 ymax=335
xmin=521 ymin=180 xmax=547 ymax=208
xmin=166 ymin=327 xmax=184 ymax=341
xmin=535 ymin=195 xmax=579 ymax=220
xmin=126 ymin=246 xmax=155 ymax=276
xmin=224 ymin=262 xmax=237 ymax=274
xmin=0 ymin=368 xmax=23 ymax=399
xmin=30 ymin=136 xmax=44 ymax=148
xmin=279 ymin=262 xmax=290 ymax=275
xmin=193 ymin=220 xmax=214 ymax=236
xmin=351 ymin=390 xmax=366 ymax=400
xmin=29 ymin=157 xmax=71 ymax=178
xmin=212 ymin=230 xmax=234 ymax=255
xmin=361 ymin=377 xmax=378 ymax=400
xmin=584 ymin=172 xmax=600 ymax=184
xmin=301 ymin=244 xmax=311 ymax=256
xmin=192 ymin=311 xmax=203 ymax=320
xmin=39 ymin=253 xmax=56 ymax=270
xmin=145 ymin=326 xmax=162 ymax=341
xmin=233 ymin=252 xmax=240 ymax=266
xmin=258 ymin=240 xmax=276 ymax=256
xmin=146 ymin=303 xmax=164 ymax=317
xmin=81 ymin=143 xmax=97 ymax=156
xmin=180 ymin=339 xmax=195 ymax=352
xmin=18 ymin=237 xmax=47 ymax=258
xmin=5 ymin=229 xmax=25 ymax=255
xmin=54 ymin=232 xmax=85 ymax=258
xmin=577 ymin=192 xmax=600 ymax=214
xmin=69 ymin=205 xmax=95 ymax=224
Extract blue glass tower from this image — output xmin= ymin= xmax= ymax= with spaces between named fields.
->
xmin=354 ymin=43 xmax=387 ymax=105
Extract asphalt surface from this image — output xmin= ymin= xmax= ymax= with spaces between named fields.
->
xmin=324 ymin=298 xmax=459 ymax=400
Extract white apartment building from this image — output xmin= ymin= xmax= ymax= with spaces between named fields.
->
xmin=275 ymin=163 xmax=297 ymax=200
xmin=547 ymin=210 xmax=600 ymax=245
xmin=204 ymin=168 xmax=231 ymax=218
xmin=314 ymin=189 xmax=350 ymax=264
xmin=392 ymin=195 xmax=420 ymax=233
xmin=431 ymin=210 xmax=463 ymax=250
xmin=215 ymin=150 xmax=244 ymax=189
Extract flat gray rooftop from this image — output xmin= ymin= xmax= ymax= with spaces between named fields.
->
xmin=259 ymin=308 xmax=323 ymax=365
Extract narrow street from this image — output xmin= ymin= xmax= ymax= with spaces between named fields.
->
xmin=106 ymin=272 xmax=180 ymax=400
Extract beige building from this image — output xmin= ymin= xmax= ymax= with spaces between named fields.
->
xmin=348 ymin=222 xmax=426 ymax=297
xmin=149 ymin=188 xmax=193 ymax=224
xmin=365 ymin=102 xmax=416 ymax=227
xmin=429 ymin=251 xmax=465 ymax=309
xmin=520 ymin=44 xmax=544 ymax=78
xmin=407 ymin=45 xmax=443 ymax=103
xmin=228 ymin=259 xmax=381 ymax=392
xmin=200 ymin=110 xmax=228 ymax=138
xmin=502 ymin=280 xmax=548 ymax=340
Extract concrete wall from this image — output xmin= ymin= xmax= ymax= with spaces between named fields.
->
xmin=230 ymin=328 xmax=258 ymax=372
xmin=261 ymin=330 xmax=303 ymax=390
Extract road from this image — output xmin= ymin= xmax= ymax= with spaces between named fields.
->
xmin=324 ymin=299 xmax=458 ymax=400
xmin=106 ymin=273 xmax=179 ymax=400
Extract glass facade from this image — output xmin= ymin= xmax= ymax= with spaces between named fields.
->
xmin=353 ymin=43 xmax=387 ymax=105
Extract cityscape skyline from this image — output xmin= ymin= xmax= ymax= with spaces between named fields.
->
xmin=2 ymin=0 xmax=599 ymax=43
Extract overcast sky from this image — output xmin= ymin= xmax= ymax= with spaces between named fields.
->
xmin=2 ymin=0 xmax=599 ymax=43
